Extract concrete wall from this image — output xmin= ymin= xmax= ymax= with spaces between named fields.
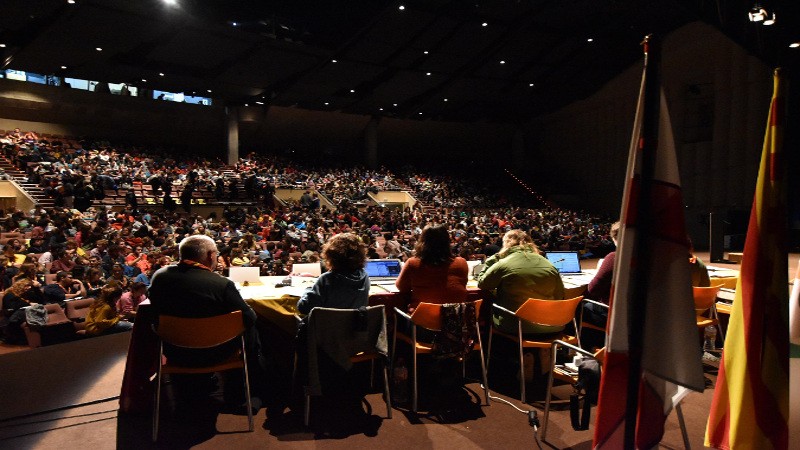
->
xmin=524 ymin=22 xmax=772 ymax=246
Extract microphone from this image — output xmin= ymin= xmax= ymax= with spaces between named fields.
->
xmin=554 ymin=258 xmax=565 ymax=263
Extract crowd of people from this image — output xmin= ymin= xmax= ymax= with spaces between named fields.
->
xmin=0 ymin=128 xmax=617 ymax=349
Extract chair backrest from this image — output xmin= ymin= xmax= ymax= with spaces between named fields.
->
xmin=712 ymin=276 xmax=738 ymax=290
xmin=43 ymin=303 xmax=70 ymax=325
xmin=305 ymin=305 xmax=387 ymax=349
xmin=65 ymin=298 xmax=94 ymax=321
xmin=410 ymin=299 xmax=483 ymax=331
xmin=292 ymin=262 xmax=322 ymax=277
xmin=693 ymin=284 xmax=723 ymax=313
xmin=156 ymin=311 xmax=244 ymax=349
xmin=515 ymin=296 xmax=583 ymax=327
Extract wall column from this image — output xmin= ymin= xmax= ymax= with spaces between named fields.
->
xmin=364 ymin=115 xmax=380 ymax=168
xmin=226 ymin=107 xmax=239 ymax=165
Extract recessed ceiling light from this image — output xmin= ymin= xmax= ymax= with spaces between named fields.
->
xmin=393 ymin=103 xmax=398 ymax=107
xmin=245 ymin=103 xmax=249 ymax=106
xmin=444 ymin=98 xmax=448 ymax=102
xmin=0 ymin=44 xmax=5 ymax=48
xmin=418 ymin=112 xmax=423 ymax=115
xmin=159 ymin=72 xmax=164 ymax=76
xmin=423 ymin=50 xmax=429 ymax=54
xmin=331 ymin=59 xmax=338 ymax=63
xmin=141 ymin=78 xmax=147 ymax=83
xmin=324 ymin=102 xmax=329 ymax=105
xmin=67 ymin=0 xmax=75 ymax=4
xmin=232 ymin=22 xmax=238 ymax=27
xmin=255 ymin=101 xmax=264 ymax=105
xmin=60 ymin=65 xmax=67 ymax=69
xmin=481 ymin=22 xmax=488 ymax=27
xmin=379 ymin=108 xmax=384 ymax=111
xmin=499 ymin=60 xmax=505 ymax=64
xmin=529 ymin=83 xmax=534 ymax=87
xmin=350 ymin=89 xmax=355 ymax=93
xmin=207 ymin=89 xmax=212 ymax=93
xmin=398 ymin=5 xmax=405 ymax=10
xmin=95 ymin=47 xmax=102 ymax=51
xmin=790 ymin=42 xmax=800 ymax=48
xmin=163 ymin=0 xmax=178 ymax=5
xmin=587 ymin=38 xmax=594 ymax=42
xmin=426 ymin=72 xmax=431 ymax=76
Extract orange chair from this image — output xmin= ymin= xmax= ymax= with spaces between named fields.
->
xmin=152 ymin=311 xmax=253 ymax=441
xmin=694 ymin=284 xmax=725 ymax=350
xmin=711 ymin=276 xmax=738 ymax=290
xmin=578 ymin=298 xmax=609 ymax=336
xmin=392 ymin=300 xmax=489 ymax=412
xmin=486 ymin=296 xmax=583 ymax=404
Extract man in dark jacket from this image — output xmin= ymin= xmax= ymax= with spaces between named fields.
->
xmin=148 ymin=234 xmax=265 ymax=410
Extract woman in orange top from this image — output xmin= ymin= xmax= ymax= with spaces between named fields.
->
xmin=395 ymin=224 xmax=468 ymax=310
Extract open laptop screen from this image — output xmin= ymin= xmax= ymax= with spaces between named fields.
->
xmin=365 ymin=259 xmax=402 ymax=279
xmin=544 ymin=251 xmax=582 ymax=274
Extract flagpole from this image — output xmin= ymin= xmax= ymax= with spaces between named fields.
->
xmin=623 ymin=34 xmax=662 ymax=449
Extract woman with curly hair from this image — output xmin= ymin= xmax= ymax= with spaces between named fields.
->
xmin=395 ymin=224 xmax=468 ymax=310
xmin=296 ymin=232 xmax=369 ymax=314
xmin=84 ymin=285 xmax=133 ymax=336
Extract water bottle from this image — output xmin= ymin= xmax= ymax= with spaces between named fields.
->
xmin=704 ymin=325 xmax=717 ymax=351
xmin=393 ymin=358 xmax=409 ymax=404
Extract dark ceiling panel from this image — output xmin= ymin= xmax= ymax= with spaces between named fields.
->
xmin=0 ymin=0 xmax=796 ymax=123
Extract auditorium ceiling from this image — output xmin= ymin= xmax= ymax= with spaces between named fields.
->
xmin=1 ymin=0 xmax=798 ymax=123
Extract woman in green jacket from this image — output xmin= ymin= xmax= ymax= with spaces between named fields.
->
xmin=477 ymin=229 xmax=564 ymax=335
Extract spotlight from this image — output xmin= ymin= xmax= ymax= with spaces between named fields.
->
xmin=748 ymin=4 xmax=767 ymax=22
xmin=763 ymin=12 xmax=776 ymax=25
xmin=790 ymin=42 xmax=800 ymax=48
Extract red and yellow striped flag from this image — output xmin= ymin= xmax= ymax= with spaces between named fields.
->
xmin=705 ymin=68 xmax=789 ymax=450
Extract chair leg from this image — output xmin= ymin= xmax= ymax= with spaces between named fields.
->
xmin=476 ymin=325 xmax=490 ymax=406
xmin=370 ymin=359 xmax=375 ymax=389
xmin=152 ymin=347 xmax=163 ymax=442
xmin=241 ymin=339 xmax=253 ymax=432
xmin=382 ymin=359 xmax=393 ymax=419
xmin=486 ymin=327 xmax=493 ymax=376
xmin=518 ymin=324 xmax=526 ymax=404
xmin=541 ymin=343 xmax=558 ymax=440
xmin=676 ymin=403 xmax=691 ymax=450
xmin=412 ymin=326 xmax=418 ymax=413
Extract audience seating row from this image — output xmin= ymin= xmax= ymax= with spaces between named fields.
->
xmin=19 ymin=298 xmax=94 ymax=348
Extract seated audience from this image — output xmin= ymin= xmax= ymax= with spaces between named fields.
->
xmin=85 ymin=285 xmax=133 ymax=336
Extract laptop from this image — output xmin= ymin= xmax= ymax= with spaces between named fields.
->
xmin=365 ymin=259 xmax=402 ymax=283
xmin=544 ymin=251 xmax=587 ymax=276
xmin=228 ymin=266 xmax=263 ymax=285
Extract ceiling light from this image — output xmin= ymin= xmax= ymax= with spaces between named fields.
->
xmin=587 ymin=38 xmax=594 ymax=42
xmin=763 ymin=12 xmax=776 ymax=25
xmin=141 ymin=78 xmax=147 ymax=82
xmin=231 ymin=22 xmax=238 ymax=27
xmin=207 ymin=89 xmax=212 ymax=93
xmin=379 ymin=108 xmax=384 ymax=111
xmin=95 ymin=47 xmax=102 ymax=51
xmin=324 ymin=102 xmax=329 ymax=105
xmin=255 ymin=101 xmax=264 ymax=105
xmin=393 ymin=103 xmax=398 ymax=107
xmin=748 ymin=4 xmax=767 ymax=22
xmin=331 ymin=59 xmax=337 ymax=63
xmin=159 ymin=72 xmax=164 ymax=76
xmin=350 ymin=89 xmax=355 ymax=93
xmin=790 ymin=42 xmax=800 ymax=48
xmin=443 ymin=98 xmax=448 ymax=102
xmin=163 ymin=0 xmax=178 ymax=5
xmin=67 ymin=0 xmax=76 ymax=4
xmin=423 ymin=50 xmax=429 ymax=54
xmin=398 ymin=5 xmax=405 ymax=10
xmin=481 ymin=22 xmax=488 ymax=27
xmin=60 ymin=65 xmax=67 ymax=69
xmin=245 ymin=103 xmax=249 ymax=106
xmin=529 ymin=83 xmax=534 ymax=87
xmin=426 ymin=72 xmax=431 ymax=76
xmin=499 ymin=60 xmax=505 ymax=64
xmin=418 ymin=112 xmax=423 ymax=115
xmin=0 ymin=44 xmax=5 ymax=48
